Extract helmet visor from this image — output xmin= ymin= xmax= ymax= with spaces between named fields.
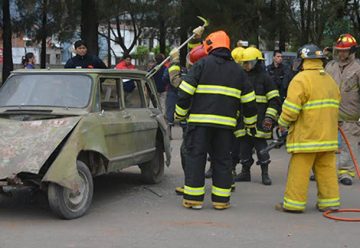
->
xmin=333 ymin=48 xmax=351 ymax=61
xmin=242 ymin=60 xmax=257 ymax=71
xmin=292 ymin=58 xmax=303 ymax=72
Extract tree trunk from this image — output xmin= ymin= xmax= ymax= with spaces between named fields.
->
xmin=81 ymin=0 xmax=99 ymax=55
xmin=179 ymin=0 xmax=188 ymax=67
xmin=40 ymin=0 xmax=47 ymax=68
xmin=158 ymin=15 xmax=166 ymax=54
xmin=278 ymin=0 xmax=286 ymax=51
xmin=107 ymin=20 xmax=111 ymax=67
xmin=2 ymin=0 xmax=13 ymax=83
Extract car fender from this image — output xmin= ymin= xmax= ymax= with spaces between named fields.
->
xmin=42 ymin=115 xmax=109 ymax=191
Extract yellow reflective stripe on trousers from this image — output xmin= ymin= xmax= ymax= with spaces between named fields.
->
xmin=266 ymin=107 xmax=278 ymax=118
xmin=256 ymin=95 xmax=268 ymax=103
xmin=184 ymin=185 xmax=205 ymax=196
xmin=212 ymin=186 xmax=231 ymax=197
xmin=175 ymin=104 xmax=189 ymax=116
xmin=338 ymin=170 xmax=356 ymax=177
xmin=179 ymin=81 xmax=196 ymax=95
xmin=317 ymin=197 xmax=340 ymax=207
xmin=234 ymin=129 xmax=246 ymax=137
xmin=188 ymin=114 xmax=237 ymax=127
xmin=283 ymin=99 xmax=301 ymax=114
xmin=244 ymin=114 xmax=257 ymax=125
xmin=287 ymin=141 xmax=338 ymax=152
xmin=278 ymin=116 xmax=290 ymax=128
xmin=195 ymin=84 xmax=241 ymax=99
xmin=266 ymin=90 xmax=280 ymax=100
xmin=169 ymin=65 xmax=180 ymax=73
xmin=283 ymin=197 xmax=306 ymax=210
xmin=241 ymin=91 xmax=256 ymax=103
xmin=303 ymin=99 xmax=339 ymax=110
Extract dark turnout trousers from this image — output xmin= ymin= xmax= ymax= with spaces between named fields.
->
xmin=183 ymin=125 xmax=233 ymax=203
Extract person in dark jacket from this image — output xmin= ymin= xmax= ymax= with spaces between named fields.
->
xmin=266 ymin=50 xmax=293 ymax=102
xmin=150 ymin=53 xmax=168 ymax=113
xmin=175 ymin=30 xmax=257 ymax=210
xmin=64 ymin=40 xmax=107 ymax=69
xmin=234 ymin=47 xmax=281 ymax=185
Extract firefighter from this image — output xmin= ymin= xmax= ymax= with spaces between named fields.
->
xmin=276 ymin=44 xmax=341 ymax=213
xmin=234 ymin=47 xmax=281 ymax=185
xmin=325 ymin=34 xmax=360 ymax=186
xmin=205 ymin=46 xmax=245 ymax=180
xmin=175 ymin=30 xmax=257 ymax=210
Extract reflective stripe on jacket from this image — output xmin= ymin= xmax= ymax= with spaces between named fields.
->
xmin=236 ymin=63 xmax=281 ymax=139
xmin=175 ymin=48 xmax=257 ymax=129
xmin=279 ymin=59 xmax=341 ymax=153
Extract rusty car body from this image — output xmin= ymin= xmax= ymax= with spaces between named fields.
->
xmin=0 ymin=69 xmax=171 ymax=219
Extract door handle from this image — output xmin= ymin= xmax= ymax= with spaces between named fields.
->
xmin=123 ymin=114 xmax=131 ymax=119
xmin=150 ymin=113 xmax=157 ymax=118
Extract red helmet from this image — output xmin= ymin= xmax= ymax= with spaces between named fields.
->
xmin=203 ymin=30 xmax=230 ymax=54
xmin=335 ymin=34 xmax=358 ymax=50
xmin=188 ymin=45 xmax=207 ymax=65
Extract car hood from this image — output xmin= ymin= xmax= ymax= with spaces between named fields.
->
xmin=0 ymin=116 xmax=81 ymax=179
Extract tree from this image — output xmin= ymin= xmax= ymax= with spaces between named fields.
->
xmin=285 ymin=0 xmax=346 ymax=47
xmin=98 ymin=0 xmax=150 ymax=59
xmin=2 ymin=0 xmax=13 ymax=83
xmin=81 ymin=0 xmax=98 ymax=55
xmin=14 ymin=0 xmax=80 ymax=67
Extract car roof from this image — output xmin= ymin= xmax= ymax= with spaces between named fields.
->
xmin=12 ymin=69 xmax=149 ymax=77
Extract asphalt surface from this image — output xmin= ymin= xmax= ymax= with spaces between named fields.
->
xmin=0 ymin=126 xmax=359 ymax=248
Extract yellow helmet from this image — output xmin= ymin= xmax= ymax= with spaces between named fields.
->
xmin=241 ymin=47 xmax=264 ymax=62
xmin=231 ymin=47 xmax=245 ymax=63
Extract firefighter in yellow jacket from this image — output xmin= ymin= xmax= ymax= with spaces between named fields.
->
xmin=276 ymin=44 xmax=341 ymax=213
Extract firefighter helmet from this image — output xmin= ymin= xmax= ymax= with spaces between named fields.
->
xmin=240 ymin=47 xmax=264 ymax=62
xmin=335 ymin=34 xmax=357 ymax=51
xmin=188 ymin=45 xmax=207 ymax=65
xmin=297 ymin=44 xmax=325 ymax=59
xmin=231 ymin=47 xmax=245 ymax=63
xmin=203 ymin=30 xmax=230 ymax=54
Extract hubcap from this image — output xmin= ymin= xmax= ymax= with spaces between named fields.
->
xmin=63 ymin=170 xmax=89 ymax=212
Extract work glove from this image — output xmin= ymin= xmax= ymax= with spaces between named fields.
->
xmin=192 ymin=26 xmax=204 ymax=38
xmin=169 ymin=48 xmax=180 ymax=63
xmin=262 ymin=117 xmax=274 ymax=132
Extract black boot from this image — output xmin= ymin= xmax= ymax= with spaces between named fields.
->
xmin=234 ymin=165 xmax=251 ymax=182
xmin=261 ymin=164 xmax=272 ymax=185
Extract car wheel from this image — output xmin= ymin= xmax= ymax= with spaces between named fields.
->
xmin=48 ymin=161 xmax=93 ymax=219
xmin=139 ymin=138 xmax=164 ymax=184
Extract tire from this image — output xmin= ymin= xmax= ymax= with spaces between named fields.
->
xmin=140 ymin=138 xmax=165 ymax=184
xmin=48 ymin=161 xmax=93 ymax=219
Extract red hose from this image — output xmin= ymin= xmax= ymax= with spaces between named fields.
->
xmin=323 ymin=209 xmax=360 ymax=222
xmin=323 ymin=127 xmax=360 ymax=222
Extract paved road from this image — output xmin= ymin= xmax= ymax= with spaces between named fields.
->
xmin=0 ymin=127 xmax=359 ymax=248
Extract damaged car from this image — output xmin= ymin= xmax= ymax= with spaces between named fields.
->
xmin=0 ymin=69 xmax=171 ymax=219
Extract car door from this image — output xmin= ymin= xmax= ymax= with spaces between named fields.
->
xmin=98 ymin=77 xmax=137 ymax=169
xmin=121 ymin=77 xmax=158 ymax=164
